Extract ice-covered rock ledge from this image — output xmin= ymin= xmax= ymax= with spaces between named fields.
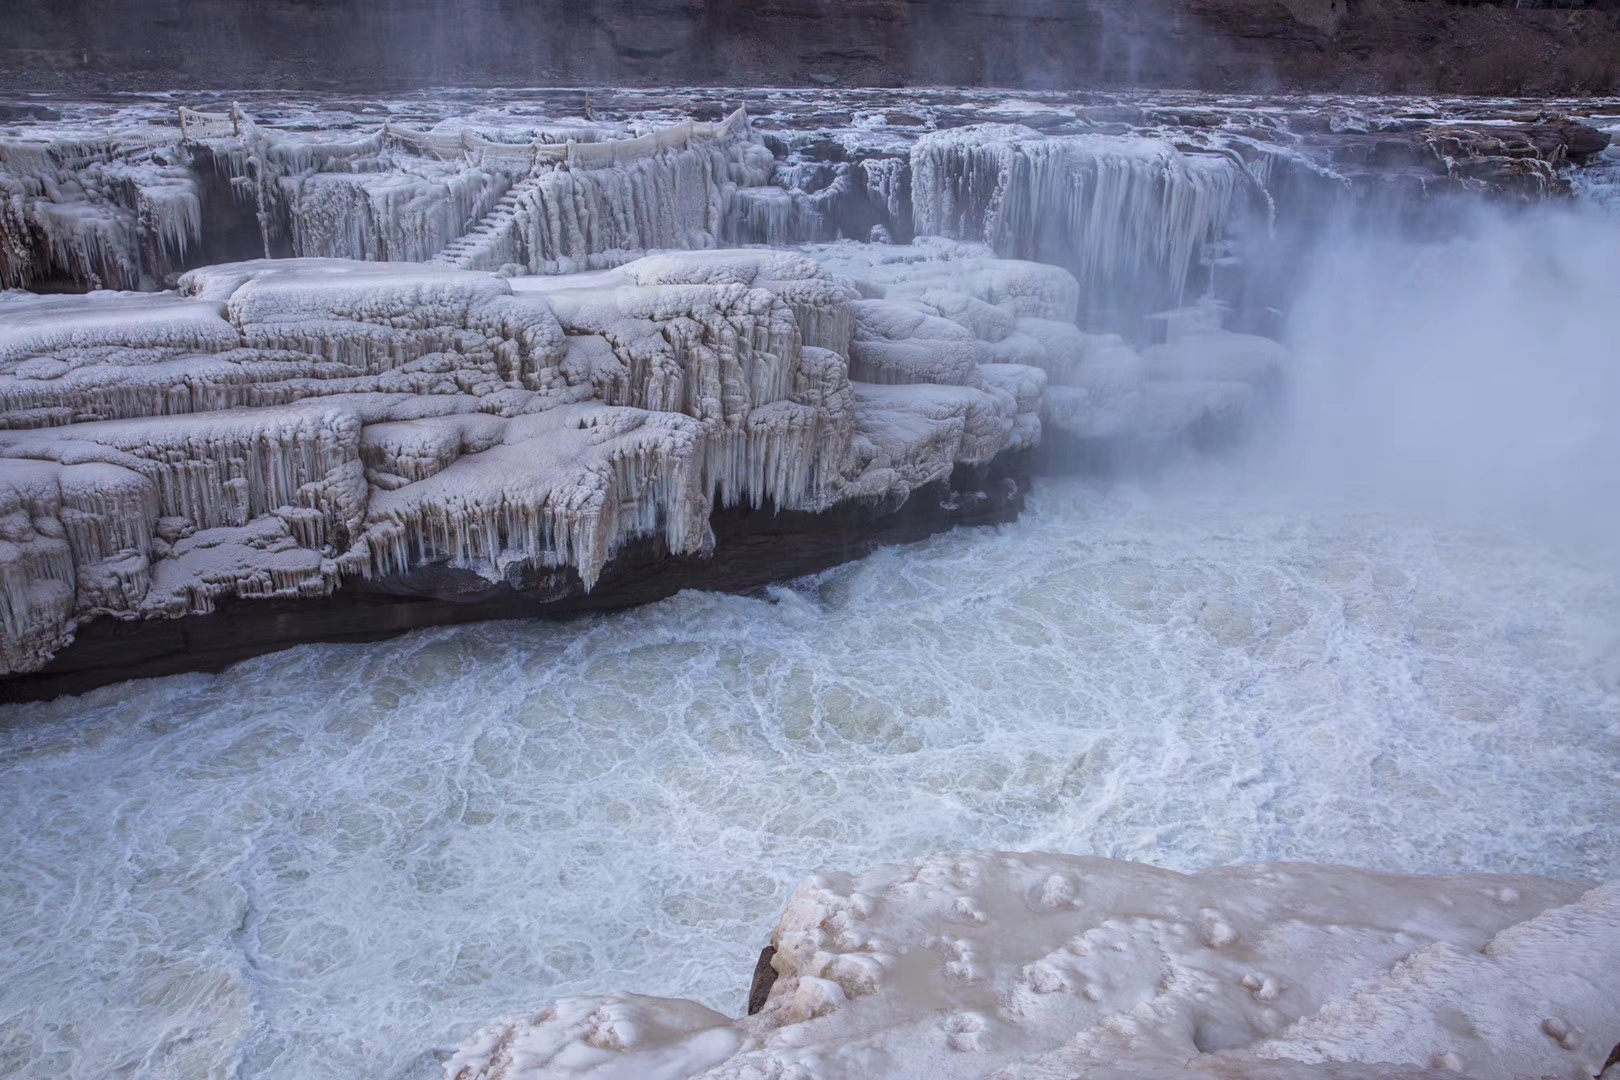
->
xmin=446 ymin=851 xmax=1620 ymax=1080
xmin=0 ymin=241 xmax=1284 ymax=697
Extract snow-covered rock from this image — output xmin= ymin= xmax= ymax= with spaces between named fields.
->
xmin=801 ymin=241 xmax=1286 ymax=448
xmin=446 ymin=852 xmax=1620 ymax=1080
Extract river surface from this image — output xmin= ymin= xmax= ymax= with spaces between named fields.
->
xmin=2 ymin=458 xmax=1617 ymax=1080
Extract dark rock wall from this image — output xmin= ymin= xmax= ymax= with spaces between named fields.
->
xmin=3 ymin=0 xmax=1618 ymax=95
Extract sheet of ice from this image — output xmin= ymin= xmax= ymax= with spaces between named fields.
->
xmin=448 ymin=852 xmax=1617 ymax=1080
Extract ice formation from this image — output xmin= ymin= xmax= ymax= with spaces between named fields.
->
xmin=446 ymin=851 xmax=1620 ymax=1080
xmin=801 ymin=242 xmax=1281 ymax=449
xmin=912 ymin=125 xmax=1250 ymax=322
xmin=0 ymin=243 xmax=1150 ymax=674
xmin=0 ymin=99 xmax=1311 ymax=677
xmin=1 ymin=130 xmax=203 ymax=290
xmin=2 ymin=100 xmax=1272 ymax=312
xmin=2 ymin=106 xmax=771 ymax=291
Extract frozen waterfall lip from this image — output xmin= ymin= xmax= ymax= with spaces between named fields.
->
xmin=5 ymin=89 xmax=1609 ymax=296
xmin=443 ymin=850 xmax=1620 ymax=1080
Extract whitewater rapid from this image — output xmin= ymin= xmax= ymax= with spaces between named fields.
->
xmin=1 ymin=458 xmax=1616 ymax=1080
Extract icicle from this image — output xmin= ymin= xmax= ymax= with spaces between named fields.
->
xmin=912 ymin=125 xmax=1245 ymax=324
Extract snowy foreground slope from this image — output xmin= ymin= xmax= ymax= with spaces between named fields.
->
xmin=447 ymin=852 xmax=1620 ymax=1080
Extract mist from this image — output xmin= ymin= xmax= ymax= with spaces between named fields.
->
xmin=1250 ymin=204 xmax=1620 ymax=555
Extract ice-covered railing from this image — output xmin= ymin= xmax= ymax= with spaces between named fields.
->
xmin=177 ymin=105 xmax=244 ymax=142
xmin=383 ymin=107 xmax=749 ymax=170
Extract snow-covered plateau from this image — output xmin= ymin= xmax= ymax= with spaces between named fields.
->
xmin=0 ymin=88 xmax=1617 ymax=1080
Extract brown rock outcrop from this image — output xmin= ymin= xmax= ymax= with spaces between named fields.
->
xmin=2 ymin=0 xmax=1618 ymax=96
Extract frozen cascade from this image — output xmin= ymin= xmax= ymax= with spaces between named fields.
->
xmin=0 ymin=245 xmax=1124 ymax=673
xmin=282 ymin=166 xmax=514 ymax=265
xmin=433 ymin=109 xmax=771 ymax=275
xmin=0 ymin=107 xmax=770 ymax=291
xmin=912 ymin=125 xmax=1247 ymax=327
xmin=0 ymin=132 xmax=203 ymax=290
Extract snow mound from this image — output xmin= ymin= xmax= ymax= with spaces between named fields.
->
xmin=447 ymin=852 xmax=1618 ymax=1080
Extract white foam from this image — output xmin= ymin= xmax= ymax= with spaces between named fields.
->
xmin=0 ymin=458 xmax=1616 ymax=1080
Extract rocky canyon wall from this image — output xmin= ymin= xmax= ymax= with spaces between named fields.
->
xmin=3 ymin=0 xmax=1619 ymax=97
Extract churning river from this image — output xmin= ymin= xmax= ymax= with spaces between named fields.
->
xmin=3 ymin=457 xmax=1618 ymax=1080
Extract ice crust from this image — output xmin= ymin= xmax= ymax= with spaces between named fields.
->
xmin=448 ymin=852 xmax=1619 ymax=1080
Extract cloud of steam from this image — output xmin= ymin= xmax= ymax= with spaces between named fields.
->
xmin=1268 ymin=205 xmax=1620 ymax=552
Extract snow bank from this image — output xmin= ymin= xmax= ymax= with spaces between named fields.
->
xmin=446 ymin=852 xmax=1619 ymax=1080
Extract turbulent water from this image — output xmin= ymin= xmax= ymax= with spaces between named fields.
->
xmin=2 ymin=459 xmax=1618 ymax=1080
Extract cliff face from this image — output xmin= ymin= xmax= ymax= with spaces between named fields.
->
xmin=3 ymin=0 xmax=1619 ymax=96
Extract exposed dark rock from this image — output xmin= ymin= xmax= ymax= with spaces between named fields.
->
xmin=2 ymin=0 xmax=1619 ymax=95
xmin=747 ymin=945 xmax=779 ymax=1015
